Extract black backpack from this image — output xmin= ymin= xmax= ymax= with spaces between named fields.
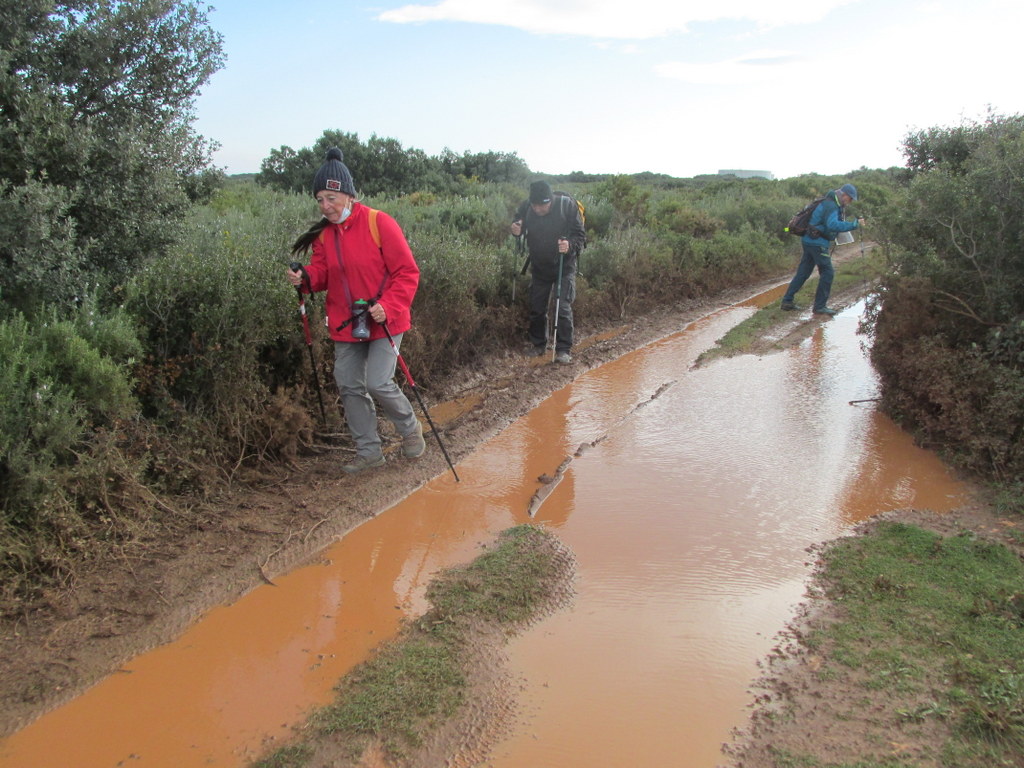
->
xmin=554 ymin=191 xmax=586 ymax=234
xmin=784 ymin=196 xmax=826 ymax=237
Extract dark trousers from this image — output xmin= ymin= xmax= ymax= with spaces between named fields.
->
xmin=783 ymin=242 xmax=834 ymax=311
xmin=528 ymin=267 xmax=576 ymax=353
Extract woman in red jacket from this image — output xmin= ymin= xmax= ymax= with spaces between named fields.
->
xmin=287 ymin=147 xmax=424 ymax=473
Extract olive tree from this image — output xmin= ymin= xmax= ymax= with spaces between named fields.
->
xmin=882 ymin=113 xmax=1024 ymax=339
xmin=257 ymin=132 xmax=531 ymax=198
xmin=0 ymin=0 xmax=225 ymax=316
xmin=258 ymin=130 xmax=445 ymax=198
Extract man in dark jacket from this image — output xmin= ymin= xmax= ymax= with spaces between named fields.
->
xmin=781 ymin=183 xmax=865 ymax=316
xmin=510 ymin=180 xmax=586 ymax=363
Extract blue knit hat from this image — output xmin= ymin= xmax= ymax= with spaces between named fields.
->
xmin=839 ymin=183 xmax=858 ymax=201
xmin=312 ymin=147 xmax=356 ymax=197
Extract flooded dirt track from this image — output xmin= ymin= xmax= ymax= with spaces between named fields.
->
xmin=0 ymin=286 xmax=970 ymax=768
xmin=484 ymin=296 xmax=968 ymax=767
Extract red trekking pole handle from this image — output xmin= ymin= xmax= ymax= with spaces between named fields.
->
xmin=290 ymin=262 xmax=327 ymax=426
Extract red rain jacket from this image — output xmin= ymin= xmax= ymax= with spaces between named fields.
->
xmin=301 ymin=202 xmax=419 ymax=342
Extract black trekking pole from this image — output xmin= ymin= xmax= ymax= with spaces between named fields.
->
xmin=512 ymin=223 xmax=530 ymax=302
xmin=519 ymin=251 xmax=530 ymax=276
xmin=375 ymin=313 xmax=460 ymax=483
xmin=514 ymin=249 xmax=530 ymax=304
xmin=551 ymin=238 xmax=566 ymax=363
xmin=289 ymin=262 xmax=327 ymax=427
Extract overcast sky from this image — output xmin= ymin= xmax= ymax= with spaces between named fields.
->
xmin=192 ymin=0 xmax=1024 ymax=180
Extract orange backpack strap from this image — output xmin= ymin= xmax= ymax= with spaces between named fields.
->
xmin=367 ymin=207 xmax=381 ymax=249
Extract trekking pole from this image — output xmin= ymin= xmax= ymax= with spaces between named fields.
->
xmin=375 ymin=314 xmax=460 ymax=483
xmin=289 ymin=262 xmax=327 ymax=427
xmin=551 ymin=239 xmax=566 ymax=363
xmin=512 ymin=224 xmax=530 ymax=302
xmin=514 ymin=251 xmax=530 ymax=304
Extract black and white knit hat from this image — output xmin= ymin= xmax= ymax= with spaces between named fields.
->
xmin=312 ymin=147 xmax=356 ymax=197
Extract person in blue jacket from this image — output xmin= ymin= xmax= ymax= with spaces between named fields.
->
xmin=781 ymin=183 xmax=865 ymax=316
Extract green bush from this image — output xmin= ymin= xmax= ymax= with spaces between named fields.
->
xmin=125 ymin=185 xmax=310 ymax=462
xmin=651 ymin=197 xmax=724 ymax=238
xmin=870 ymin=282 xmax=1024 ymax=481
xmin=401 ymin=231 xmax=521 ymax=382
xmin=0 ymin=311 xmax=139 ymax=513
xmin=0 ymin=308 xmax=147 ymax=607
xmin=0 ymin=1 xmax=225 ymax=317
xmin=881 ymin=114 xmax=1024 ymax=336
xmin=869 ymin=113 xmax=1024 ymax=481
xmin=582 ymin=227 xmax=679 ymax=317
xmin=0 ymin=179 xmax=84 ymax=317
xmin=0 ymin=314 xmax=85 ymax=518
xmin=691 ymin=228 xmax=790 ymax=292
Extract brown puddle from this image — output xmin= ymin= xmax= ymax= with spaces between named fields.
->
xmin=0 ymin=296 xmax=970 ymax=768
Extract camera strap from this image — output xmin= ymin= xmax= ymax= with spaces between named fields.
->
xmin=332 ymin=222 xmax=390 ymax=333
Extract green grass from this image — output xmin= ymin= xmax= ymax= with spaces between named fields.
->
xmin=252 ymin=525 xmax=571 ymax=767
xmin=314 ymin=637 xmax=465 ymax=756
xmin=250 ymin=744 xmax=313 ymax=768
xmin=779 ymin=521 xmax=1024 ymax=767
xmin=767 ymin=748 xmax=917 ymax=768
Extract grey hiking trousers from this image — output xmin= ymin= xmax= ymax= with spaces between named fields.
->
xmin=334 ymin=335 xmax=418 ymax=459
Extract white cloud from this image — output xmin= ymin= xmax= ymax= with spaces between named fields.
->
xmin=654 ymin=49 xmax=807 ymax=85
xmin=379 ymin=0 xmax=860 ymax=39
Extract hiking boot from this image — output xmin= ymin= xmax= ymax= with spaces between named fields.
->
xmin=780 ymin=300 xmax=801 ymax=311
xmin=342 ymin=453 xmax=386 ymax=474
xmin=402 ymin=420 xmax=426 ymax=458
xmin=813 ymin=306 xmax=838 ymax=317
xmin=525 ymin=344 xmax=545 ymax=358
xmin=554 ymin=351 xmax=572 ymax=365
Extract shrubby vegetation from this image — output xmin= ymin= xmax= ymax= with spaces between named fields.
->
xmin=1 ymin=0 xmax=226 ymax=604
xmin=867 ymin=112 xmax=1024 ymax=485
xmin=0 ymin=0 xmax=912 ymax=613
xmin=1 ymin=148 xmax=854 ymax=607
xmin=0 ymin=0 xmax=225 ymax=316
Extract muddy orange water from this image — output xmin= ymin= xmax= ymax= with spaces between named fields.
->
xmin=0 ymin=292 xmax=969 ymax=768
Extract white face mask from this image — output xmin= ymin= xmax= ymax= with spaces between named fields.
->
xmin=316 ymin=191 xmax=352 ymax=224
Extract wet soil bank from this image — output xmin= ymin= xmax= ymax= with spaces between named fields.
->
xmin=724 ymin=502 xmax=1023 ymax=768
